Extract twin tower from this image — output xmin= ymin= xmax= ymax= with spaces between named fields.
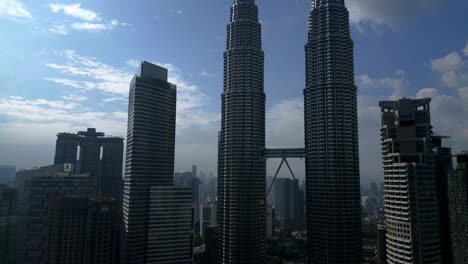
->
xmin=218 ymin=0 xmax=361 ymax=263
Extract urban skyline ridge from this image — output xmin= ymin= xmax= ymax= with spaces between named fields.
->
xmin=0 ymin=1 xmax=467 ymax=184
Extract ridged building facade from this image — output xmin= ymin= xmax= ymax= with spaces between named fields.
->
xmin=121 ymin=62 xmax=177 ymax=263
xmin=218 ymin=0 xmax=266 ymax=262
xmin=380 ymin=98 xmax=441 ymax=264
xmin=304 ymin=0 xmax=362 ymax=263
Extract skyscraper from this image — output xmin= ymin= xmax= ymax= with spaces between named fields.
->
xmin=0 ymin=166 xmax=16 ymax=186
xmin=15 ymin=164 xmax=96 ymax=264
xmin=218 ymin=0 xmax=266 ymax=262
xmin=274 ymin=178 xmax=304 ymax=230
xmin=380 ymin=98 xmax=441 ymax=264
xmin=304 ymin=0 xmax=361 ymax=262
xmin=449 ymin=153 xmax=468 ymax=263
xmin=0 ymin=184 xmax=16 ymax=264
xmin=121 ymin=62 xmax=193 ymax=263
xmin=45 ymin=194 xmax=118 ymax=264
xmin=54 ymin=128 xmax=124 ymax=197
xmin=432 ymin=135 xmax=453 ymax=263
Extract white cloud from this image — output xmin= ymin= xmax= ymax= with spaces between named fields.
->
xmin=62 ymin=94 xmax=87 ymax=101
xmin=199 ymin=71 xmax=216 ymax=78
xmin=126 ymin=60 xmax=140 ymax=68
xmin=45 ymin=50 xmax=133 ymax=95
xmin=357 ymin=71 xmax=407 ymax=100
xmin=431 ymin=50 xmax=468 ymax=88
xmin=267 ymin=98 xmax=304 ymax=148
xmin=345 ymin=0 xmax=442 ymax=30
xmin=102 ymin=97 xmax=126 ymax=103
xmin=432 ymin=52 xmax=463 ymax=72
xmin=48 ymin=4 xmax=125 ymax=33
xmin=0 ymin=0 xmax=32 ymax=21
xmin=49 ymin=3 xmax=100 ymax=21
xmin=71 ymin=21 xmax=115 ymax=31
xmin=49 ymin=24 xmax=68 ymax=35
xmin=463 ymin=42 xmax=468 ymax=57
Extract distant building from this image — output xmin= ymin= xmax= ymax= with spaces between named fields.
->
xmin=449 ymin=153 xmax=468 ymax=264
xmin=266 ymin=176 xmax=275 ymax=206
xmin=175 ymin=171 xmax=202 ymax=230
xmin=0 ymin=166 xmax=16 ymax=186
xmin=175 ymin=171 xmax=193 ymax=187
xmin=370 ymin=182 xmax=378 ymax=196
xmin=201 ymin=202 xmax=217 ymax=237
xmin=432 ymin=135 xmax=453 ymax=264
xmin=380 ymin=98 xmax=441 ymax=263
xmin=54 ymin=128 xmax=124 ymax=197
xmin=15 ymin=164 xmax=96 ymax=264
xmin=0 ymin=184 xmax=16 ymax=264
xmin=45 ymin=193 xmax=118 ymax=264
xmin=266 ymin=205 xmax=275 ymax=238
xmin=274 ymin=178 xmax=304 ymax=230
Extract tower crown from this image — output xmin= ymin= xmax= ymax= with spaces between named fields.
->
xmin=312 ymin=0 xmax=345 ymax=8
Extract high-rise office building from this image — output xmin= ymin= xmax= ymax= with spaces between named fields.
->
xmin=121 ymin=62 xmax=193 ymax=263
xmin=380 ymin=98 xmax=441 ymax=264
xmin=449 ymin=153 xmax=468 ymax=263
xmin=0 ymin=166 xmax=16 ymax=186
xmin=377 ymin=224 xmax=387 ymax=264
xmin=201 ymin=202 xmax=217 ymax=237
xmin=45 ymin=193 xmax=118 ymax=264
xmin=147 ymin=186 xmax=193 ymax=263
xmin=274 ymin=178 xmax=304 ymax=230
xmin=175 ymin=171 xmax=202 ymax=230
xmin=304 ymin=0 xmax=361 ymax=262
xmin=15 ymin=164 xmax=96 ymax=264
xmin=54 ymin=128 xmax=124 ymax=197
xmin=432 ymin=135 xmax=453 ymax=263
xmin=45 ymin=194 xmax=90 ymax=264
xmin=218 ymin=0 xmax=266 ymax=262
xmin=0 ymin=184 xmax=16 ymax=264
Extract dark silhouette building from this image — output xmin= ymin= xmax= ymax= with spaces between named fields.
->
xmin=217 ymin=0 xmax=266 ymax=262
xmin=377 ymin=224 xmax=387 ymax=264
xmin=121 ymin=62 xmax=193 ymax=263
xmin=54 ymin=128 xmax=124 ymax=197
xmin=0 ymin=184 xmax=16 ymax=264
xmin=304 ymin=0 xmax=362 ymax=262
xmin=432 ymin=135 xmax=453 ymax=264
xmin=449 ymin=153 xmax=468 ymax=264
xmin=0 ymin=166 xmax=16 ymax=186
xmin=15 ymin=165 xmax=96 ymax=264
xmin=274 ymin=178 xmax=305 ymax=230
xmin=45 ymin=194 xmax=118 ymax=264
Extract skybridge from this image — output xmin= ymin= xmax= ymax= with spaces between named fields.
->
xmin=262 ymin=148 xmax=306 ymax=197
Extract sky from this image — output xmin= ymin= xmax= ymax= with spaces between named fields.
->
xmin=0 ymin=0 xmax=467 ymax=184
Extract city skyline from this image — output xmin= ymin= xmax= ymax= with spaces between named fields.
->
xmin=1 ymin=1 xmax=468 ymax=184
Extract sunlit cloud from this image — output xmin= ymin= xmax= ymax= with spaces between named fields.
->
xmin=48 ymin=3 xmax=125 ymax=33
xmin=49 ymin=3 xmax=100 ymax=21
xmin=199 ymin=71 xmax=216 ymax=78
xmin=0 ymin=0 xmax=32 ymax=21
xmin=49 ymin=24 xmax=68 ymax=35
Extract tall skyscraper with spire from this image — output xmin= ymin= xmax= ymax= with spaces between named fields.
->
xmin=304 ymin=0 xmax=362 ymax=263
xmin=218 ymin=0 xmax=266 ymax=262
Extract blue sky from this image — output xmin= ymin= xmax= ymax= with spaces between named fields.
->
xmin=0 ymin=0 xmax=467 ymax=184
